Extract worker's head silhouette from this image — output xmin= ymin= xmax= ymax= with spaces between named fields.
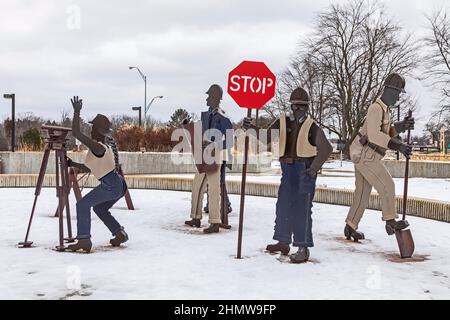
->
xmin=381 ymin=73 xmax=406 ymax=107
xmin=206 ymin=84 xmax=223 ymax=110
xmin=89 ymin=114 xmax=112 ymax=142
xmin=289 ymin=87 xmax=310 ymax=122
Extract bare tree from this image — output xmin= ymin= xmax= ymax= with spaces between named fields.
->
xmin=271 ymin=0 xmax=419 ymax=155
xmin=423 ymin=8 xmax=450 ymax=127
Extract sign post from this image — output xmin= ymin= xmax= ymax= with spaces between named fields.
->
xmin=227 ymin=60 xmax=276 ymax=259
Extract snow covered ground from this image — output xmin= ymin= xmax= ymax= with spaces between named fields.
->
xmin=1 ymin=188 xmax=450 ymax=300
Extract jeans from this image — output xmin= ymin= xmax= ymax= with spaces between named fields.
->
xmin=76 ymin=170 xmax=127 ymax=239
xmin=273 ymin=162 xmax=316 ymax=248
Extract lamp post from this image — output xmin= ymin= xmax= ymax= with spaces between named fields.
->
xmin=145 ymin=95 xmax=163 ymax=128
xmin=3 ymin=93 xmax=15 ymax=152
xmin=132 ymin=106 xmax=142 ymax=127
xmin=129 ymin=66 xmax=147 ymax=127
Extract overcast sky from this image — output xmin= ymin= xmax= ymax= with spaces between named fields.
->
xmin=0 ymin=0 xmax=447 ymax=132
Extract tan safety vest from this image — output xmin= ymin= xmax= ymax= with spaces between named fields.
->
xmin=359 ymin=98 xmax=396 ymax=149
xmin=279 ymin=114 xmax=317 ymax=158
xmin=85 ymin=142 xmax=115 ymax=180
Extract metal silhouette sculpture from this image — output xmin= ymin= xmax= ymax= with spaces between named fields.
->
xmin=18 ymin=125 xmax=76 ymax=251
xmin=344 ymin=73 xmax=415 ymax=253
xmin=184 ymin=84 xmax=233 ymax=233
xmin=64 ymin=96 xmax=129 ymax=253
xmin=243 ymin=87 xmax=333 ymax=263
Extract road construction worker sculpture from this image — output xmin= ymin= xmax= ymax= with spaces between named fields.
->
xmin=65 ymin=96 xmax=129 ymax=253
xmin=185 ymin=84 xmax=233 ymax=234
xmin=344 ymin=73 xmax=415 ymax=242
xmin=243 ymin=87 xmax=332 ymax=263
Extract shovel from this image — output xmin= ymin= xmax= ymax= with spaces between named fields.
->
xmin=395 ymin=110 xmax=415 ymax=259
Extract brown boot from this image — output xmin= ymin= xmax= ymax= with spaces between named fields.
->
xmin=266 ymin=242 xmax=290 ymax=255
xmin=66 ymin=239 xmax=92 ymax=253
xmin=203 ymin=223 xmax=220 ymax=234
xmin=289 ymin=247 xmax=310 ymax=264
xmin=385 ymin=219 xmax=409 ymax=235
xmin=344 ymin=224 xmax=365 ymax=242
xmin=110 ymin=230 xmax=129 ymax=247
xmin=185 ymin=219 xmax=201 ymax=228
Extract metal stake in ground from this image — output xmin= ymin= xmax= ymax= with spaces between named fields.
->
xmin=237 ymin=108 xmax=252 ymax=259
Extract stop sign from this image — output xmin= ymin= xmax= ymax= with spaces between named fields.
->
xmin=227 ymin=60 xmax=276 ymax=109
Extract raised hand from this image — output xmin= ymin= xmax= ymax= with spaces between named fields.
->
xmin=71 ymin=96 xmax=83 ymax=113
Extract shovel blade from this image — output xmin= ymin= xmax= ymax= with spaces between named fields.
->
xmin=18 ymin=241 xmax=34 ymax=248
xmin=395 ymin=229 xmax=415 ymax=259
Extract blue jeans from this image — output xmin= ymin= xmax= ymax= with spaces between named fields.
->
xmin=273 ymin=162 xmax=316 ymax=247
xmin=76 ymin=171 xmax=127 ymax=239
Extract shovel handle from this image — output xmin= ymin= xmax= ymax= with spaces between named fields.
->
xmin=402 ymin=109 xmax=413 ymax=220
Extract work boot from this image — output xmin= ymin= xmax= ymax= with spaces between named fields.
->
xmin=66 ymin=239 xmax=92 ymax=253
xmin=110 ymin=230 xmax=129 ymax=247
xmin=385 ymin=219 xmax=409 ymax=235
xmin=344 ymin=224 xmax=365 ymax=242
xmin=289 ymin=247 xmax=310 ymax=264
xmin=185 ymin=219 xmax=201 ymax=228
xmin=266 ymin=241 xmax=290 ymax=255
xmin=203 ymin=223 xmax=220 ymax=234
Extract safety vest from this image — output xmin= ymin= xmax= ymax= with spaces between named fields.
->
xmin=85 ymin=142 xmax=116 ymax=180
xmin=279 ymin=114 xmax=317 ymax=158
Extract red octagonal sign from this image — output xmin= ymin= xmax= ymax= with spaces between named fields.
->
xmin=227 ymin=60 xmax=276 ymax=109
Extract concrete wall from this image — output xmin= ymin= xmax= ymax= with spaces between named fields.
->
xmin=2 ymin=151 xmax=450 ymax=178
xmin=0 ymin=152 xmax=272 ymax=175
xmin=1 ymin=174 xmax=449 ymax=223
xmin=382 ymin=160 xmax=450 ymax=178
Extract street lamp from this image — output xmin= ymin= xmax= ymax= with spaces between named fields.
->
xmin=132 ymin=106 xmax=142 ymax=127
xmin=129 ymin=66 xmax=147 ymax=127
xmin=145 ymin=95 xmax=163 ymax=127
xmin=3 ymin=93 xmax=15 ymax=152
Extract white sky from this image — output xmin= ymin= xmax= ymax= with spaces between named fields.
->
xmin=0 ymin=0 xmax=448 ymax=132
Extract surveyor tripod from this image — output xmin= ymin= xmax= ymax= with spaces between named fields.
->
xmin=18 ymin=125 xmax=76 ymax=251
